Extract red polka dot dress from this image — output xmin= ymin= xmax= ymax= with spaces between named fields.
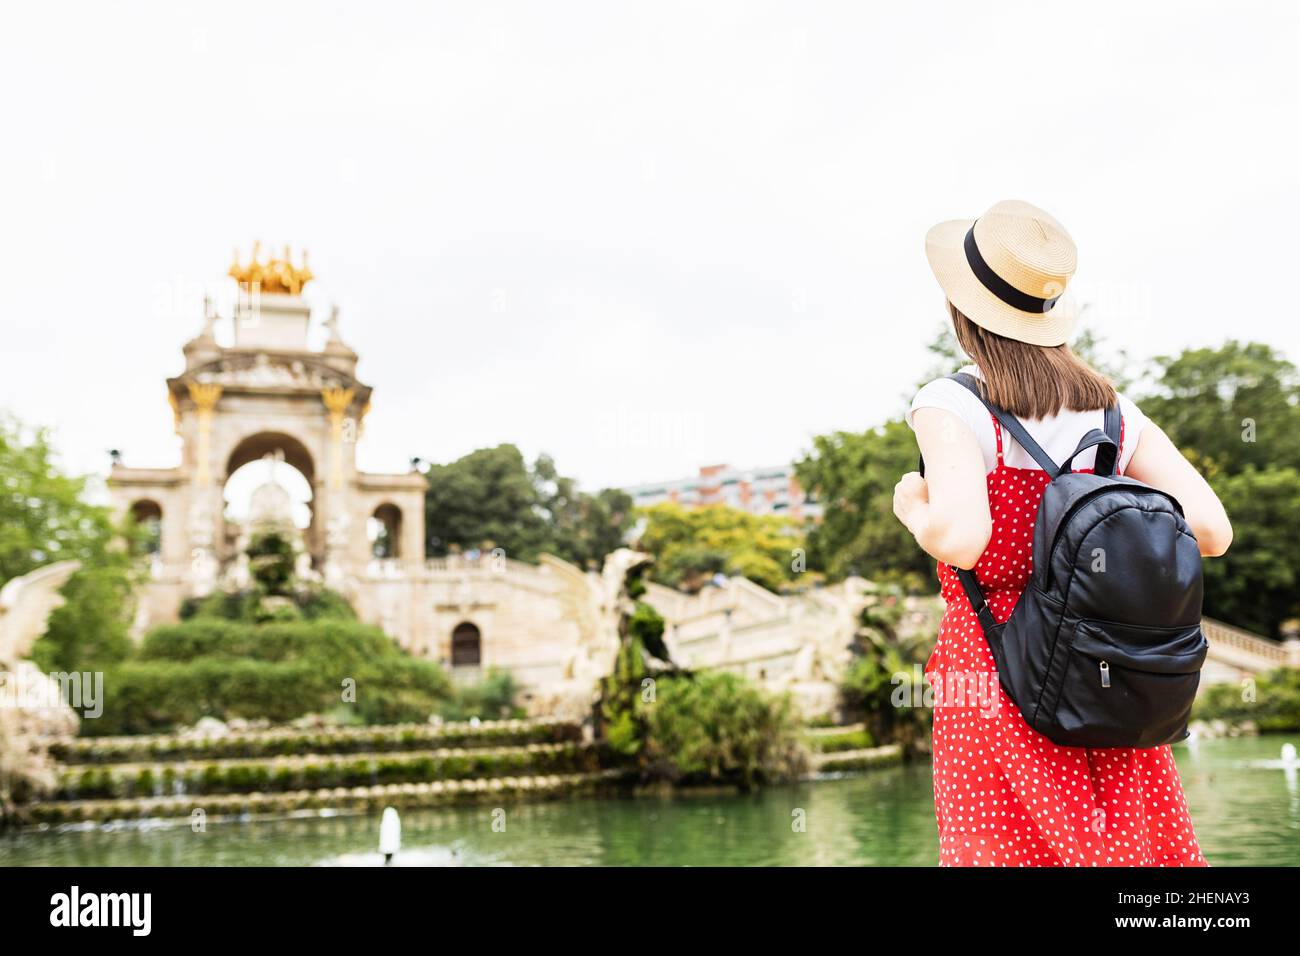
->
xmin=927 ymin=414 xmax=1206 ymax=867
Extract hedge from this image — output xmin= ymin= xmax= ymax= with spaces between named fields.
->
xmin=803 ymin=727 xmax=874 ymax=753
xmin=27 ymin=769 xmax=634 ymax=825
xmin=86 ymin=656 xmax=452 ymax=736
xmin=1192 ymin=667 xmax=1300 ymax=732
xmin=80 ymin=617 xmax=455 ymax=736
xmin=51 ymin=718 xmax=582 ymax=764
xmin=137 ymin=619 xmax=396 ymax=668
xmin=56 ymin=742 xmax=602 ymax=800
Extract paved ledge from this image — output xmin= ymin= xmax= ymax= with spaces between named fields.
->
xmin=26 ymin=768 xmax=634 ymax=826
xmin=809 ymin=743 xmax=904 ymax=773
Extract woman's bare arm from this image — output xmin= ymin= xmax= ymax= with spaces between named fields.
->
xmin=1123 ymin=423 xmax=1233 ymax=557
xmin=893 ymin=407 xmax=992 ymax=569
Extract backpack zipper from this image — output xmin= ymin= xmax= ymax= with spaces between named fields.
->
xmin=1099 ymin=661 xmax=1111 ymax=688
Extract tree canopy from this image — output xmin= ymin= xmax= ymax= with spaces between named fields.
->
xmin=1136 ymin=341 xmax=1300 ymax=635
xmin=1139 ymin=341 xmax=1300 ymax=476
xmin=636 ymin=501 xmax=805 ymax=593
xmin=797 ymin=335 xmax=1300 ymax=637
xmin=0 ymin=415 xmax=136 ymax=671
xmin=795 ymin=421 xmax=932 ymax=589
xmin=422 ymin=443 xmax=633 ymax=569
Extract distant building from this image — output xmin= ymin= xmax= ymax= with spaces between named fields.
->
xmin=623 ymin=463 xmax=822 ymax=521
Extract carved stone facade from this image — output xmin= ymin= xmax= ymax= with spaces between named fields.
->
xmin=108 ymin=274 xmax=639 ymax=715
xmin=109 ymin=285 xmax=427 ymax=641
xmin=107 ymin=263 xmax=877 ymax=718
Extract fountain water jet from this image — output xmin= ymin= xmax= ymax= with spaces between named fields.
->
xmin=379 ymin=806 xmax=401 ymax=864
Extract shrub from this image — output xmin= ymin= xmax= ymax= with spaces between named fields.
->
xmin=179 ymin=584 xmax=357 ymax=623
xmin=88 ymin=619 xmax=452 ymax=735
xmin=438 ymin=668 xmax=525 ymax=722
xmin=90 ymin=659 xmax=327 ymax=735
xmin=599 ymin=639 xmax=650 ymax=758
xmin=353 ymin=658 xmax=455 ymax=725
xmin=138 ymin=619 xmax=396 ymax=669
xmin=638 ymin=671 xmax=808 ymax=788
xmin=839 ymin=591 xmax=935 ymax=750
xmin=1193 ymin=668 xmax=1300 ymax=732
xmin=179 ymin=590 xmax=261 ymax=622
xmin=804 ymin=727 xmax=874 ymax=753
xmin=246 ymin=530 xmax=295 ymax=595
xmin=297 ymin=586 xmax=357 ymax=621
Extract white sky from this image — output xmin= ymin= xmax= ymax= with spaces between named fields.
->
xmin=2 ymin=1 xmax=1298 ymax=497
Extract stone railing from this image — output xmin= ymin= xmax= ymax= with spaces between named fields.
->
xmin=357 ymin=554 xmax=536 ymax=575
xmin=672 ymin=614 xmax=798 ymax=669
xmin=422 ymin=554 xmax=539 ymax=576
xmin=1201 ymin=617 xmax=1297 ymax=670
xmin=365 ymin=558 xmax=407 ymax=578
xmin=656 ymin=577 xmax=788 ymax=628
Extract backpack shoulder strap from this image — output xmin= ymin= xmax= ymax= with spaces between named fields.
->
xmin=1097 ymin=403 xmax=1121 ymax=477
xmin=947 ymin=373 xmax=1060 ymax=476
xmin=916 ymin=373 xmax=1048 ymax=649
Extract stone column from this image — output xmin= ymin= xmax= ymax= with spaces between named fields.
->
xmin=185 ymin=382 xmax=223 ymax=596
xmin=320 ymin=387 xmax=356 ymax=588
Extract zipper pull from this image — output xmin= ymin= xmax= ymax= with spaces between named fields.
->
xmin=1099 ymin=661 xmax=1111 ymax=688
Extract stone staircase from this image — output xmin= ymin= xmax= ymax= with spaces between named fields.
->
xmin=27 ymin=718 xmax=628 ymax=826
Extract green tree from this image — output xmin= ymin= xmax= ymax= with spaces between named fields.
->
xmin=0 ymin=415 xmax=135 ymax=672
xmin=422 ymin=445 xmax=633 ymax=567
xmin=532 ymin=454 xmax=633 ymax=569
xmin=636 ymin=502 xmax=804 ymax=593
xmin=1133 ymin=342 xmax=1300 ymax=635
xmin=1139 ymin=341 xmax=1300 ymax=475
xmin=1200 ymin=467 xmax=1300 ymax=636
xmin=423 ymin=444 xmax=550 ymax=559
xmin=795 ymin=420 xmax=933 ymax=589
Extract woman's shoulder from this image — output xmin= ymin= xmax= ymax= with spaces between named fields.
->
xmin=906 ymin=366 xmax=986 ymax=430
xmin=1114 ymin=389 xmax=1150 ymax=433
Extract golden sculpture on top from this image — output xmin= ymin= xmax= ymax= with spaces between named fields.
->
xmin=228 ymin=242 xmax=314 ymax=295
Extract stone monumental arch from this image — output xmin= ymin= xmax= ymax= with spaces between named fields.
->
xmin=107 ymin=249 xmax=878 ymax=717
xmin=108 ymin=247 xmax=426 ymax=635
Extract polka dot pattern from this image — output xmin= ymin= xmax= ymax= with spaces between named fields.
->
xmin=927 ymin=416 xmax=1206 ymax=867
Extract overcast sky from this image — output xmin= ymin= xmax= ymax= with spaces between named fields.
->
xmin=2 ymin=1 xmax=1298 ymax=500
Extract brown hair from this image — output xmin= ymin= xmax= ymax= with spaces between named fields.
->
xmin=948 ymin=302 xmax=1115 ymax=419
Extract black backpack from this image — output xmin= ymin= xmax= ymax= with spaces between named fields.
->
xmin=921 ymin=373 xmax=1207 ymax=749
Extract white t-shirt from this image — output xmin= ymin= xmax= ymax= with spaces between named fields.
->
xmin=906 ymin=365 xmax=1148 ymax=474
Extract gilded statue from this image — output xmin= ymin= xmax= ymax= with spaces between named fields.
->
xmin=228 ymin=241 xmax=314 ymax=295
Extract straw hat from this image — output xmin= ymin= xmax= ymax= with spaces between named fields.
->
xmin=925 ymin=199 xmax=1080 ymax=347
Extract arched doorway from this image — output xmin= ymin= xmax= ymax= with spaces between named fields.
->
xmin=129 ymin=499 xmax=163 ymax=553
xmin=369 ymin=503 xmax=403 ymax=559
xmin=451 ymin=621 xmax=482 ymax=668
xmin=129 ymin=499 xmax=164 ymax=574
xmin=222 ymin=432 xmax=317 ymax=572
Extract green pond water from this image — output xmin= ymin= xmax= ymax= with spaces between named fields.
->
xmin=2 ymin=735 xmax=1297 ymax=866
